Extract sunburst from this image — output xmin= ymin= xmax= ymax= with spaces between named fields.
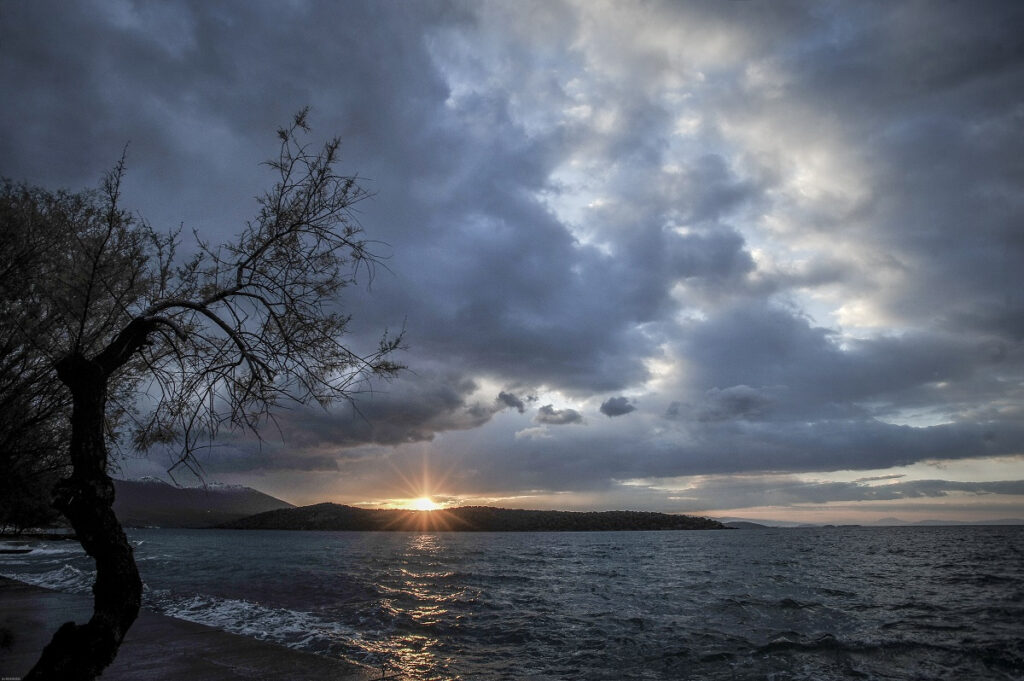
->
xmin=406 ymin=496 xmax=441 ymax=511
xmin=384 ymin=453 xmax=459 ymax=514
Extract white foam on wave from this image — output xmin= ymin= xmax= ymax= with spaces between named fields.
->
xmin=0 ymin=541 xmax=84 ymax=559
xmin=2 ymin=562 xmax=380 ymax=668
xmin=1 ymin=563 xmax=95 ymax=594
xmin=146 ymin=589 xmax=372 ymax=661
xmin=19 ymin=543 xmax=85 ymax=558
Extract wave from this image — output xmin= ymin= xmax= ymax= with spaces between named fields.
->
xmin=0 ymin=541 xmax=84 ymax=560
xmin=1 ymin=563 xmax=94 ymax=593
xmin=143 ymin=589 xmax=380 ymax=667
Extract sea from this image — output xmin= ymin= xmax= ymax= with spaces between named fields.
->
xmin=2 ymin=526 xmax=1023 ymax=680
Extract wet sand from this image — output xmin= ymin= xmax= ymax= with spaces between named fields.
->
xmin=0 ymin=577 xmax=378 ymax=680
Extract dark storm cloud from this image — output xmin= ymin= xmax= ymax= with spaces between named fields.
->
xmin=535 ymin=405 xmax=584 ymax=426
xmin=275 ymin=372 xmax=502 ymax=449
xmin=201 ymin=452 xmax=341 ymax=474
xmin=497 ymin=391 xmax=526 ymax=414
xmin=696 ymin=386 xmax=771 ymax=422
xmin=672 ymin=301 xmax=1016 ymax=427
xmin=600 ymin=396 xmax=635 ymax=418
xmin=184 ymin=369 xmax=512 ymax=474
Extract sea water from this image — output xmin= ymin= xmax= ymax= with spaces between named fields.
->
xmin=3 ymin=526 xmax=1023 ymax=680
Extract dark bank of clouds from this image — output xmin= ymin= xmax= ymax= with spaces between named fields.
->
xmin=1 ymin=1 xmax=1023 ymax=508
xmin=440 ymin=418 xmax=1024 ymax=500
xmin=651 ymin=475 xmax=1024 ymax=513
xmin=267 ymin=371 xmax=507 ymax=450
xmin=695 ymin=386 xmax=769 ymax=423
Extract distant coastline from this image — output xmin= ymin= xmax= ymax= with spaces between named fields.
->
xmin=218 ymin=502 xmax=727 ymax=532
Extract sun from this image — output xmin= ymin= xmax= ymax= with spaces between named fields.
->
xmin=407 ymin=497 xmax=441 ymax=512
xmin=385 ymin=454 xmax=456 ymax=513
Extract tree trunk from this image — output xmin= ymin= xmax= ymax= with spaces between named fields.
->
xmin=25 ymin=353 xmax=142 ymax=681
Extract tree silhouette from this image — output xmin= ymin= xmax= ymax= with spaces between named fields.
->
xmin=1 ymin=110 xmax=402 ymax=680
xmin=0 ymin=184 xmax=75 ymax=534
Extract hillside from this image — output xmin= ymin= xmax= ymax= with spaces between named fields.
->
xmin=220 ymin=502 xmax=725 ymax=532
xmin=113 ymin=478 xmax=294 ymax=528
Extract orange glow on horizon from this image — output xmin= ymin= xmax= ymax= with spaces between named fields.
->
xmin=405 ymin=497 xmax=442 ymax=511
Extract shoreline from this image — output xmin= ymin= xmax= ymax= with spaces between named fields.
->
xmin=0 ymin=577 xmax=377 ymax=680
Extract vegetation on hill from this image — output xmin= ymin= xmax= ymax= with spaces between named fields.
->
xmin=220 ymin=502 xmax=726 ymax=532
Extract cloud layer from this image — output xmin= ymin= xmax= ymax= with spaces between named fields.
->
xmin=2 ymin=1 xmax=1022 ymax=517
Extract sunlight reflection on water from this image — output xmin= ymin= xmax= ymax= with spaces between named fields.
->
xmin=369 ymin=533 xmax=454 ymax=679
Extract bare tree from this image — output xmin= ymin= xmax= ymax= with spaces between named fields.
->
xmin=1 ymin=110 xmax=402 ymax=680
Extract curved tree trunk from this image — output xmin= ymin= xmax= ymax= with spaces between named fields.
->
xmin=25 ymin=354 xmax=142 ymax=681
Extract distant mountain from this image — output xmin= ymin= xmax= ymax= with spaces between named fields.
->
xmin=220 ymin=502 xmax=726 ymax=532
xmin=910 ymin=518 xmax=1024 ymax=526
xmin=870 ymin=517 xmax=1024 ymax=527
xmin=113 ymin=478 xmax=294 ymax=528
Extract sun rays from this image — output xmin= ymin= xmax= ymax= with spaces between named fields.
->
xmin=406 ymin=497 xmax=441 ymax=512
xmin=373 ymin=455 xmax=472 ymax=531
xmin=382 ymin=453 xmax=459 ymax=510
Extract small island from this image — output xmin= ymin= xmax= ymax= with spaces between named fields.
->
xmin=219 ymin=502 xmax=726 ymax=532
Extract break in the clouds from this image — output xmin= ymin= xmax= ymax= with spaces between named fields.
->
xmin=2 ymin=1 xmax=1023 ymax=520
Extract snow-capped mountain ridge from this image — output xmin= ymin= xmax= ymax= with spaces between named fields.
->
xmin=126 ymin=476 xmax=250 ymax=492
xmin=113 ymin=478 xmax=293 ymax=528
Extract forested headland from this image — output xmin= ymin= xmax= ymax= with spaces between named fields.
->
xmin=220 ymin=502 xmax=726 ymax=532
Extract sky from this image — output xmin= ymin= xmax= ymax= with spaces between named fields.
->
xmin=2 ymin=0 xmax=1023 ymax=523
